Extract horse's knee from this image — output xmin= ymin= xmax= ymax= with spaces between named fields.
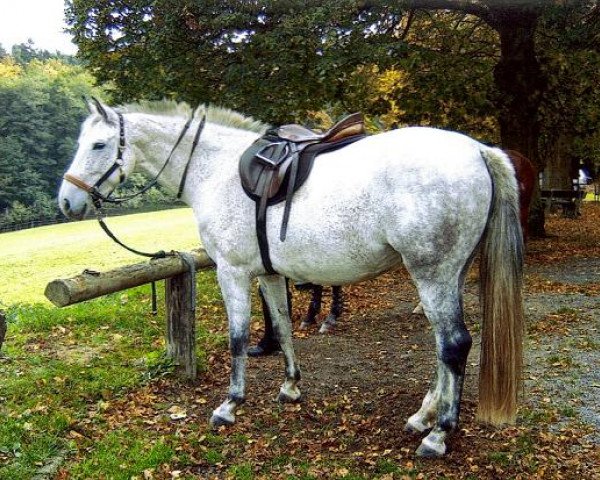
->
xmin=230 ymin=330 xmax=249 ymax=357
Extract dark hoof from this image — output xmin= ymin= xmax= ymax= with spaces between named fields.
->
xmin=248 ymin=344 xmax=281 ymax=357
xmin=277 ymin=391 xmax=302 ymax=403
xmin=299 ymin=320 xmax=315 ymax=330
xmin=404 ymin=423 xmax=422 ymax=435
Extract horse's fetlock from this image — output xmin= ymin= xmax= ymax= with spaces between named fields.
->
xmin=438 ymin=414 xmax=459 ymax=433
xmin=228 ymin=394 xmax=245 ymax=405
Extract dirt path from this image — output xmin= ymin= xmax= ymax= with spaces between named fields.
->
xmin=523 ymin=257 xmax=600 ymax=442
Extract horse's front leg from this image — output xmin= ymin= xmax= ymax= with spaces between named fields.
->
xmin=259 ymin=275 xmax=302 ymax=402
xmin=210 ymin=266 xmax=252 ymax=427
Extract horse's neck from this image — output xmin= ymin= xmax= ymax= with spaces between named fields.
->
xmin=125 ymin=113 xmax=260 ymax=203
xmin=125 ymin=113 xmax=193 ymax=191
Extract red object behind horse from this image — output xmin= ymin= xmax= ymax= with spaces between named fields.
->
xmin=506 ymin=150 xmax=536 ymax=242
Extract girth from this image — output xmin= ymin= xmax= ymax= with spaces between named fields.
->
xmin=239 ymin=113 xmax=366 ymax=274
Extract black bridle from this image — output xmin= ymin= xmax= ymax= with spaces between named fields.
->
xmin=64 ymin=109 xmax=206 ymax=258
xmin=64 ymin=111 xmax=205 ymax=209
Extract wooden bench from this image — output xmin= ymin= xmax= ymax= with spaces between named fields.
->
xmin=541 ymin=188 xmax=585 ymax=218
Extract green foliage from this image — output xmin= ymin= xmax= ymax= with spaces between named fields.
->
xmin=538 ymin=5 xmax=600 ymax=173
xmin=66 ymin=1 xmax=408 ymax=123
xmin=0 ymin=52 xmax=107 ymax=226
xmin=65 ymin=1 xmax=599 ymax=165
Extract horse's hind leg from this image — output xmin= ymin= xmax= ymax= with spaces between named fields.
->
xmin=319 ymin=286 xmax=343 ymax=333
xmin=259 ymin=275 xmax=302 ymax=402
xmin=406 ymin=281 xmax=472 ymax=457
xmin=300 ymin=284 xmax=323 ymax=329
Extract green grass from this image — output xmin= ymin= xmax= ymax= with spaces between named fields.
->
xmin=0 ymin=207 xmax=198 ymax=305
xmin=0 ymin=209 xmax=222 ymax=478
xmin=0 ymin=272 xmax=225 ymax=478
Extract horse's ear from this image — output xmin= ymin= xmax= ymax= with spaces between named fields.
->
xmin=90 ymin=96 xmax=118 ymax=125
xmin=82 ymin=95 xmax=92 ymax=113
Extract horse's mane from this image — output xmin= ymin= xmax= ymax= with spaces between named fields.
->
xmin=119 ymin=100 xmax=269 ymax=134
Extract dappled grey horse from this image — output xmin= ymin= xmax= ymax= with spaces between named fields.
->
xmin=58 ymin=99 xmax=524 ymax=457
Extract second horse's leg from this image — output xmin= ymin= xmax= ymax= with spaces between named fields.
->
xmin=300 ymin=284 xmax=323 ymax=329
xmin=259 ymin=275 xmax=302 ymax=402
xmin=319 ymin=286 xmax=343 ymax=333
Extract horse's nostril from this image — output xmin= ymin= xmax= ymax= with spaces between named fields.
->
xmin=63 ymin=198 xmax=71 ymax=212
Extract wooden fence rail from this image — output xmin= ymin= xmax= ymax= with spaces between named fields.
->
xmin=45 ymin=249 xmax=216 ymax=380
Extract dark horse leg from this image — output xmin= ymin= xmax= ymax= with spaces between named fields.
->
xmin=319 ymin=286 xmax=343 ymax=333
xmin=249 ymin=283 xmax=344 ymax=357
xmin=299 ymin=284 xmax=323 ymax=329
xmin=248 ymin=279 xmax=292 ymax=357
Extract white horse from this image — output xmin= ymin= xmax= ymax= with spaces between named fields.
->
xmin=58 ymin=99 xmax=524 ymax=457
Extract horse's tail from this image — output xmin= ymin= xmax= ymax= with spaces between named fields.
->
xmin=477 ymin=147 xmax=525 ymax=425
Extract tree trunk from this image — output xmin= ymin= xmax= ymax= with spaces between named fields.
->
xmin=487 ymin=7 xmax=547 ymax=236
xmin=542 ymin=130 xmax=577 ymax=190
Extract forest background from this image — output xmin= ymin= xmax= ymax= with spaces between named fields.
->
xmin=1 ymin=1 xmax=599 ymax=233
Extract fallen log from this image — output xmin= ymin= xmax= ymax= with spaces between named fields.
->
xmin=44 ymin=248 xmax=215 ymax=307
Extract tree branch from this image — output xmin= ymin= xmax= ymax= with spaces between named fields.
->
xmin=404 ymin=0 xmax=491 ymax=22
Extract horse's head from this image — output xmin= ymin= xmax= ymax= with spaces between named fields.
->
xmin=59 ymin=98 xmax=134 ymax=219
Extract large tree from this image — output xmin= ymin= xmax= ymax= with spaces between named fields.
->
xmin=67 ymin=0 xmax=600 ymax=234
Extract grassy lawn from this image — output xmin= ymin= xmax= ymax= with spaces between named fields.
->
xmin=0 ymin=208 xmax=227 ymax=478
xmin=0 ymin=208 xmax=199 ymax=305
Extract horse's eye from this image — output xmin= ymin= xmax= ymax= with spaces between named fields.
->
xmin=92 ymin=142 xmax=106 ymax=150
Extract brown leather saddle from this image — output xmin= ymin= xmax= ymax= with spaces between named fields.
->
xmin=239 ymin=113 xmax=366 ymax=274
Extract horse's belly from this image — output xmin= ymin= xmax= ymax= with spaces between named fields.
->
xmin=272 ymin=236 xmax=403 ymax=285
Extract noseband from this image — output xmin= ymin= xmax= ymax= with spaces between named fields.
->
xmin=64 ymin=113 xmax=128 ymax=208
xmin=64 ymin=111 xmax=206 ymax=209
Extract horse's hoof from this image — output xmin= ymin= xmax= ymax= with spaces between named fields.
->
xmin=404 ymin=417 xmax=431 ymax=434
xmin=415 ymin=439 xmax=446 ymax=458
xmin=278 ymin=390 xmax=302 ymax=403
xmin=209 ymin=412 xmax=234 ymax=429
xmin=299 ymin=320 xmax=314 ymax=330
xmin=319 ymin=322 xmax=334 ymax=334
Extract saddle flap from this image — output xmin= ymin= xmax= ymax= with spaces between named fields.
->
xmin=239 ymin=138 xmax=296 ymax=199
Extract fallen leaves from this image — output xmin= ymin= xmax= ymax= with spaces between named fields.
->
xmin=50 ymin=204 xmax=600 ymax=478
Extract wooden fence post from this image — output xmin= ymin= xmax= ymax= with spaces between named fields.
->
xmin=165 ymin=272 xmax=196 ymax=380
xmin=45 ymin=248 xmax=216 ymax=381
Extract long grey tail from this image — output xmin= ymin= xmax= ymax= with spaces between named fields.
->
xmin=477 ymin=147 xmax=525 ymax=425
